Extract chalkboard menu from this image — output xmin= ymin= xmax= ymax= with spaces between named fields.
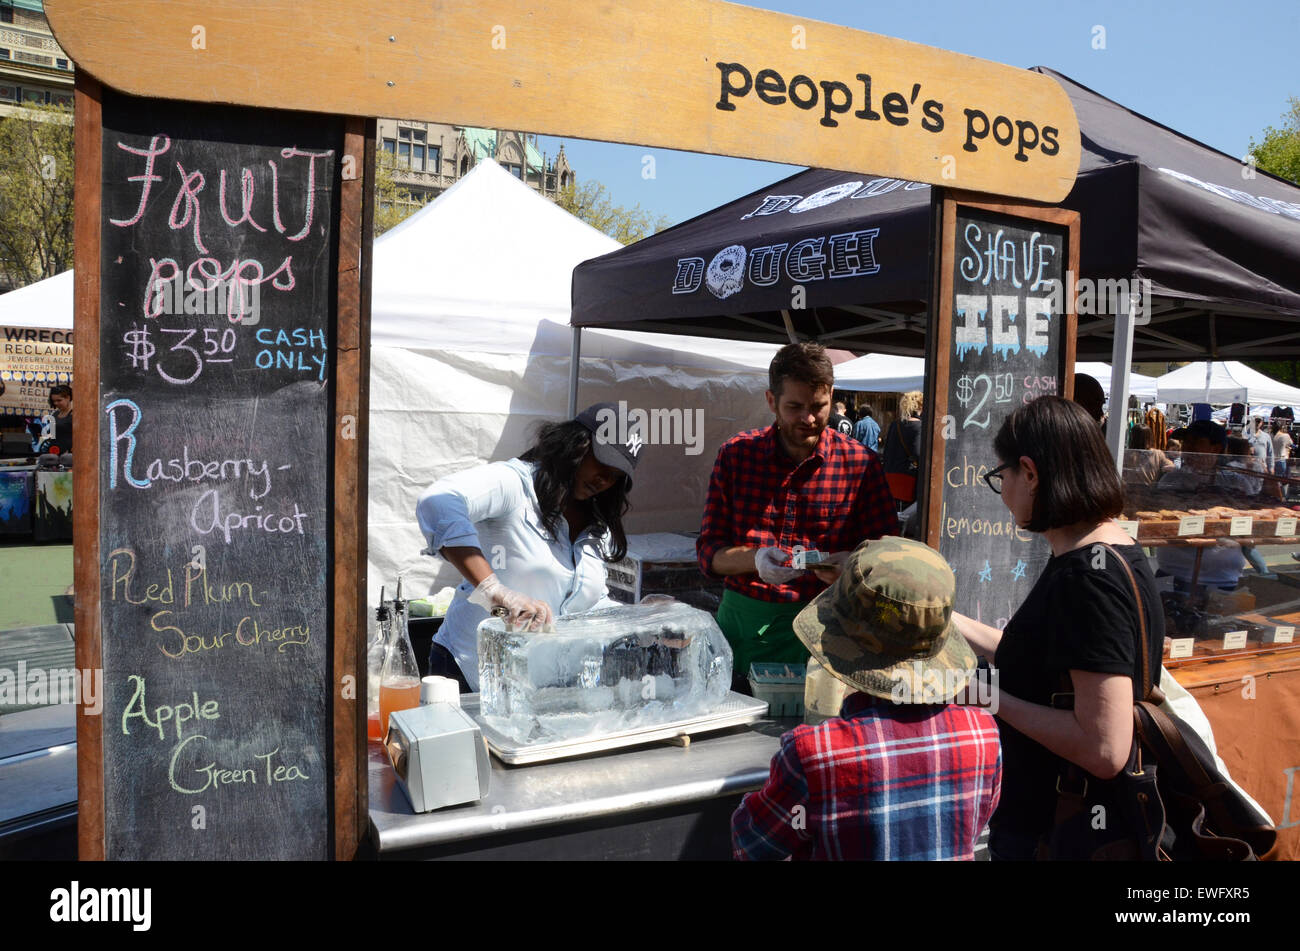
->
xmin=98 ymin=93 xmax=341 ymax=859
xmin=925 ymin=201 xmax=1076 ymax=628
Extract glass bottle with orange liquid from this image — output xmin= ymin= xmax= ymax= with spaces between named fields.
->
xmin=379 ymin=595 xmax=422 ymax=739
xmin=367 ymin=600 xmax=391 ymax=742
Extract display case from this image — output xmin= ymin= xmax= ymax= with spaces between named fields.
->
xmin=604 ymin=532 xmax=725 ymax=613
xmin=1120 ymin=442 xmax=1300 ymax=665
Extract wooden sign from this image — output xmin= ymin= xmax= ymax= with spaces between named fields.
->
xmin=74 ymin=78 xmax=372 ymax=860
xmin=44 ymin=0 xmax=1080 ymax=201
xmin=923 ymin=193 xmax=1078 ymax=625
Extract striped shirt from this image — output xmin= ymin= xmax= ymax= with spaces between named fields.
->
xmin=732 ymin=693 xmax=1002 ymax=860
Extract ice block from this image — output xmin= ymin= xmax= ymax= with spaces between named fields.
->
xmin=477 ymin=601 xmax=733 ymax=743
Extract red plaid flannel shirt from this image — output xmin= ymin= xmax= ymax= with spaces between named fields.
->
xmin=732 ymin=693 xmax=1003 ymax=861
xmin=696 ymin=424 xmax=897 ymax=602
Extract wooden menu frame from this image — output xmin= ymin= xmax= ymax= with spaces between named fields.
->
xmin=72 ymin=81 xmax=374 ymax=860
xmin=921 ymin=190 xmax=1079 ymax=568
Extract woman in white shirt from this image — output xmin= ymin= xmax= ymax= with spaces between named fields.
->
xmin=416 ymin=403 xmax=639 ymax=691
xmin=1272 ymin=421 xmax=1293 ymax=477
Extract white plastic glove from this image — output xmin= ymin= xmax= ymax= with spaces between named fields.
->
xmin=467 ymin=573 xmax=555 ymax=632
xmin=755 ymin=547 xmax=802 ymax=585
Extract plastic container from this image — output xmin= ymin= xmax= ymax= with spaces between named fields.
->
xmin=747 ymin=662 xmax=807 ymax=718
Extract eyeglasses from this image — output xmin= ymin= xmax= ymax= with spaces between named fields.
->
xmin=982 ymin=462 xmax=1013 ymax=495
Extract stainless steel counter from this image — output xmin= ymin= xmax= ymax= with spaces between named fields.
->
xmin=368 ymin=707 xmax=792 ymax=859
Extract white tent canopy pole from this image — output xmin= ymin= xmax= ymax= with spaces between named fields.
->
xmin=1106 ymin=276 xmax=1140 ymax=472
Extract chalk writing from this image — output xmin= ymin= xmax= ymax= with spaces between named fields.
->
xmin=110 ymin=138 xmax=333 ymax=251
xmin=959 ymin=223 xmax=1057 ymax=290
xmin=189 ymin=491 xmax=310 ymax=544
xmin=936 ymin=208 xmax=1066 ymax=625
xmin=150 ymin=611 xmax=310 ymax=658
xmin=120 ymin=674 xmax=220 ymax=742
xmin=99 ymin=98 xmax=335 ymax=859
xmin=168 ymin=736 xmax=310 ymax=795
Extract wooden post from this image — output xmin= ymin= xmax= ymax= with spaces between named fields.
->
xmin=332 ymin=117 xmax=374 ymax=859
xmin=72 ymin=69 xmax=105 ymax=862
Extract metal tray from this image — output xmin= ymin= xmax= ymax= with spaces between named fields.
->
xmin=462 ymin=692 xmax=769 ymax=765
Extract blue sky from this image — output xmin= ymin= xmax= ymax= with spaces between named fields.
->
xmin=536 ymin=0 xmax=1300 ymax=227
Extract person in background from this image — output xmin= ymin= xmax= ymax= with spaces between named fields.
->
xmin=1247 ymin=416 xmax=1274 ymax=481
xmin=1154 ymin=421 xmax=1251 ymax=591
xmin=853 ymin=402 xmax=880 ymax=453
xmin=1272 ymin=420 xmax=1293 ymax=482
xmin=697 ymin=342 xmax=896 ymax=694
xmin=880 ymin=390 xmax=924 ymax=505
xmin=37 ymin=385 xmax=73 ymax=455
xmin=951 ymin=397 xmax=1163 ymax=861
xmin=416 ymin=403 xmax=639 ymax=692
xmin=1122 ymin=425 xmax=1173 ymax=486
xmin=828 ymin=400 xmax=854 ymax=436
xmin=1225 ymin=435 xmax=1264 ymax=496
xmin=1164 ymin=437 xmax=1183 ymax=468
xmin=732 ymin=537 xmax=1002 ymax=860
xmin=1071 ymin=374 xmax=1106 ymax=428
xmin=1224 ymin=436 xmax=1278 ymax=579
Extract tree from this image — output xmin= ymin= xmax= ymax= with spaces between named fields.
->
xmin=554 ymin=179 xmax=671 ymax=245
xmin=0 ymin=104 xmax=74 ymax=289
xmin=372 ymin=148 xmax=426 ymax=237
xmin=1248 ymin=97 xmax=1300 ymax=185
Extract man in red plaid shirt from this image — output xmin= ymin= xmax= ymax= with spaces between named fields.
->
xmin=697 ymin=342 xmax=896 ymax=691
xmin=732 ymin=537 xmax=1002 ymax=860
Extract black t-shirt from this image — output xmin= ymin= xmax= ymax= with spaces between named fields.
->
xmin=52 ymin=412 xmax=72 ymax=453
xmin=828 ymin=413 xmax=854 ymax=436
xmin=991 ymin=541 xmax=1164 ymax=839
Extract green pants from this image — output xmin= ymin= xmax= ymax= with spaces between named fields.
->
xmin=716 ymin=589 xmax=810 ymax=680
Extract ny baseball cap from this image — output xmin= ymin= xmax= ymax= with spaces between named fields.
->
xmin=575 ymin=402 xmax=642 ymax=485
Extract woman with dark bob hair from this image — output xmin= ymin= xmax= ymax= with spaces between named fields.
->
xmin=952 ymin=396 xmax=1164 ymax=860
xmin=416 ymin=403 xmax=639 ymax=692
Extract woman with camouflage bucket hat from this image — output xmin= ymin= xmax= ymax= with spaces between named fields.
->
xmin=731 ymin=536 xmax=1002 ymax=860
xmin=951 ymin=396 xmax=1164 ymax=861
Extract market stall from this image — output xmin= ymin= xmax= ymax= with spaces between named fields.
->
xmin=570 ymin=68 xmax=1300 ymax=858
xmin=0 ymin=271 xmax=75 ymax=423
xmin=40 ymin=0 xmax=1299 ymax=865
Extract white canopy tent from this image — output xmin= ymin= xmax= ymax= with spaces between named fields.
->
xmin=1076 ymin=362 xmax=1158 ymax=401
xmin=0 ymin=270 xmax=74 ymax=330
xmin=833 ymin=353 xmax=924 ymax=392
xmin=1155 ymin=361 xmax=1300 ymax=406
xmin=368 ymin=159 xmax=779 ymax=605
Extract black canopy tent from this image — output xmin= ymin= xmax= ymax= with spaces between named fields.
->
xmin=571 ymin=68 xmax=1300 ymax=366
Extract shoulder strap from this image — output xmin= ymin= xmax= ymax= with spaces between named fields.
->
xmin=1100 ymin=543 xmax=1157 ymax=703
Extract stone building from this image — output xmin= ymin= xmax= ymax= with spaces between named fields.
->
xmin=0 ymin=0 xmax=73 ymax=119
xmin=375 ymin=120 xmax=575 ymax=213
